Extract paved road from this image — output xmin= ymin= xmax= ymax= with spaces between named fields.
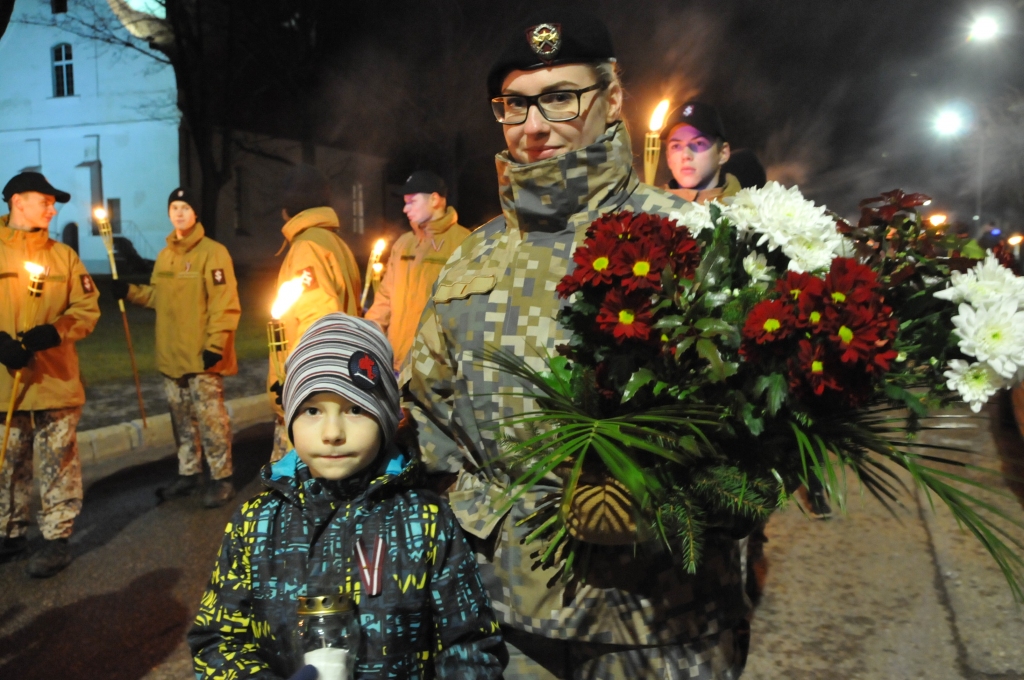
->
xmin=1 ymin=408 xmax=1022 ymax=679
xmin=0 ymin=423 xmax=273 ymax=680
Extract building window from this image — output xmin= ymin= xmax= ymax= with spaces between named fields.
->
xmin=52 ymin=44 xmax=74 ymax=97
xmin=51 ymin=0 xmax=68 ymax=14
xmin=107 ymin=198 xmax=122 ymax=234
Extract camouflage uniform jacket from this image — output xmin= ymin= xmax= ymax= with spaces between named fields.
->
xmin=406 ymin=123 xmax=750 ymax=646
xmin=189 ymin=448 xmax=507 ymax=680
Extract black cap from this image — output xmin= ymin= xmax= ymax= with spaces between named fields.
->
xmin=721 ymin=149 xmax=766 ymax=189
xmin=487 ymin=8 xmax=615 ymax=98
xmin=281 ymin=164 xmax=332 ymax=217
xmin=661 ymin=101 xmax=727 ymax=141
xmin=3 ymin=172 xmax=70 ymax=203
xmin=167 ymin=187 xmax=197 ymax=211
xmin=392 ymin=171 xmax=447 ymax=198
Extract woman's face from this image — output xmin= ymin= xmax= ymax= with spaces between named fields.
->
xmin=500 ymin=63 xmax=622 ymax=164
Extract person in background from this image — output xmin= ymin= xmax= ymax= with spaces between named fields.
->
xmin=721 ymin=148 xmax=767 ymax=189
xmin=114 ymin=188 xmax=241 ymax=509
xmin=267 ymin=164 xmax=362 ymax=463
xmin=365 ymin=171 xmax=470 ymax=373
xmin=663 ymin=101 xmax=741 ymax=204
xmin=0 ymin=172 xmax=100 ymax=577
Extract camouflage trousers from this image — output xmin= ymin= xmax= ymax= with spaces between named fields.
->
xmin=502 ymin=625 xmax=749 ymax=680
xmin=164 ymin=374 xmax=232 ymax=480
xmin=0 ymin=407 xmax=83 ymax=540
xmin=270 ymin=416 xmax=292 ymax=463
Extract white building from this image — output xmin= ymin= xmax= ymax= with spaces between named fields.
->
xmin=0 ymin=0 xmax=179 ymax=273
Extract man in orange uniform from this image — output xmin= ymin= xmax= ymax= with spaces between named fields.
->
xmin=268 ymin=165 xmax=362 ymax=461
xmin=366 ymin=171 xmax=470 ymax=373
xmin=0 ymin=172 xmax=100 ymax=577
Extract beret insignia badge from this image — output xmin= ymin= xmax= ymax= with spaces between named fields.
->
xmin=527 ymin=23 xmax=562 ymax=61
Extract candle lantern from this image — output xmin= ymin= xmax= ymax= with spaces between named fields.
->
xmin=269 ymin=276 xmax=306 ymax=384
xmin=360 ymin=239 xmax=388 ymax=310
xmin=94 ymin=207 xmax=147 ymax=426
xmin=644 ymin=99 xmax=671 ymax=186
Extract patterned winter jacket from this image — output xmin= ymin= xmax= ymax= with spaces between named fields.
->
xmin=188 ymin=448 xmax=506 ymax=680
xmin=405 ymin=123 xmax=750 ymax=672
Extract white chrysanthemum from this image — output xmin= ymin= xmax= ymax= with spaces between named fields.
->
xmin=934 ymin=252 xmax=1024 ymax=309
xmin=944 ymin=360 xmax=1005 ymax=413
xmin=668 ymin=202 xmax=716 ymax=236
xmin=720 ymin=181 xmax=844 ymax=274
xmin=742 ymin=252 xmax=774 ymax=282
xmin=951 ymin=300 xmax=1024 ymax=378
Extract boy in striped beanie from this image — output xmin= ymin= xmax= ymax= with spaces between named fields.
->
xmin=190 ymin=313 xmax=506 ymax=680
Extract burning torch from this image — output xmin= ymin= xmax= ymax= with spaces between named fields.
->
xmin=644 ymin=99 xmax=671 ymax=186
xmin=95 ymin=207 xmax=147 ymax=426
xmin=360 ymin=238 xmax=388 ymax=311
xmin=268 ymin=276 xmax=306 ymax=385
xmin=1 ymin=262 xmax=48 ymax=468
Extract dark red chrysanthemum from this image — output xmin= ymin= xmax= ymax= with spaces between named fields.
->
xmin=595 ymin=289 xmax=654 ymax=342
xmin=557 ymin=234 xmax=619 ymax=297
xmin=742 ymin=298 xmax=796 ymax=345
xmin=789 ymin=339 xmax=842 ymax=396
xmin=823 ymin=257 xmax=880 ymax=306
xmin=613 ymin=239 xmax=669 ymax=293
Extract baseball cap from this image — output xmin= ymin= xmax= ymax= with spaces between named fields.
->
xmin=392 ymin=171 xmax=447 ymax=198
xmin=3 ymin=172 xmax=70 ymax=203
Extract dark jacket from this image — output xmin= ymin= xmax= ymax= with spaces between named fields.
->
xmin=188 ymin=448 xmax=506 ymax=680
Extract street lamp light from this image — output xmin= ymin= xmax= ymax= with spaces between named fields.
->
xmin=934 ymin=108 xmax=966 ymax=136
xmin=968 ymin=16 xmax=1000 ymax=41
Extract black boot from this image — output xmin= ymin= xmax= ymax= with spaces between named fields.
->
xmin=203 ymin=478 xmax=235 ymax=509
xmin=158 ymin=473 xmax=200 ymax=500
xmin=0 ymin=535 xmax=28 ymax=560
xmin=27 ymin=538 xmax=72 ymax=578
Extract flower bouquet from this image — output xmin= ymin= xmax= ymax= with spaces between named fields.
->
xmin=489 ymin=182 xmax=1024 ymax=598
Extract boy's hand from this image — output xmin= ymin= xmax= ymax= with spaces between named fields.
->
xmin=288 ymin=665 xmax=318 ymax=680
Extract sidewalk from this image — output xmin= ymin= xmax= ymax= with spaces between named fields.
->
xmin=744 ymin=406 xmax=1024 ymax=679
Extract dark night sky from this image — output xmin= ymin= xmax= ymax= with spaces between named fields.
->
xmin=315 ymin=0 xmax=1024 ymax=227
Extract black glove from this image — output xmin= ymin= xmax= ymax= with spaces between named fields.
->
xmin=202 ymin=350 xmax=222 ymax=370
xmin=111 ymin=278 xmax=130 ymax=301
xmin=269 ymin=381 xmax=283 ymax=406
xmin=21 ymin=324 xmax=61 ymax=352
xmin=0 ymin=332 xmax=31 ymax=370
xmin=288 ymin=666 xmax=318 ymax=680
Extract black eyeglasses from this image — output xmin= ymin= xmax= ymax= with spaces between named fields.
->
xmin=490 ymin=83 xmax=607 ymax=125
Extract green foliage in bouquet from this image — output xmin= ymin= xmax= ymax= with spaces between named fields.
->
xmin=488 ymin=184 xmax=1024 ymax=598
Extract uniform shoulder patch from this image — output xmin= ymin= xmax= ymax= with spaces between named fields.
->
xmin=299 ymin=266 xmax=317 ymax=289
xmin=211 ymin=268 xmax=226 ymax=285
xmin=80 ymin=274 xmax=95 ymax=293
xmin=348 ymin=350 xmax=381 ymax=390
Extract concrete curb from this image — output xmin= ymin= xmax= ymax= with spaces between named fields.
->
xmin=78 ymin=394 xmax=274 ymax=469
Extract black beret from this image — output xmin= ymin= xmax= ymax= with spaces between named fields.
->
xmin=167 ymin=187 xmax=197 ymax=211
xmin=281 ymin=164 xmax=332 ymax=217
xmin=487 ymin=8 xmax=615 ymax=98
xmin=3 ymin=172 xmax=70 ymax=203
xmin=661 ymin=101 xmax=727 ymax=141
xmin=391 ymin=171 xmax=447 ymax=198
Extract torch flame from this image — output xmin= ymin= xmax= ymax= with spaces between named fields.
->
xmin=1009 ymin=234 xmax=1023 ymax=246
xmin=649 ymin=99 xmax=671 ymax=132
xmin=271 ymin=276 xmax=306 ymax=319
xmin=93 ymin=207 xmax=108 ymax=221
xmin=372 ymin=238 xmax=387 ymax=258
xmin=372 ymin=262 xmax=384 ymax=274
xmin=24 ymin=262 xmax=45 ymax=278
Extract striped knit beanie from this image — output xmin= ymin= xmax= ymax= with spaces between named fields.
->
xmin=283 ymin=313 xmax=402 ymax=450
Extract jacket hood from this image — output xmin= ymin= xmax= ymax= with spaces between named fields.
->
xmin=281 ymin=206 xmax=340 ymax=243
xmin=494 ymin=122 xmax=639 ymax=235
xmin=166 ymin=222 xmax=206 ymax=254
xmin=261 ymin=444 xmax=417 ymax=507
xmin=0 ymin=215 xmax=51 ymax=251
xmin=420 ymin=205 xmax=460 ymax=238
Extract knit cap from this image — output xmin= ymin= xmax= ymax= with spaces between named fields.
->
xmin=283 ymin=313 xmax=402 ymax=450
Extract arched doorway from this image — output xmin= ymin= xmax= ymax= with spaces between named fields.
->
xmin=62 ymin=222 xmax=79 ymax=253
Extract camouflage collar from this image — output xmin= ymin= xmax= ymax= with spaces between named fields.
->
xmin=494 ymin=122 xmax=639 ymax=235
